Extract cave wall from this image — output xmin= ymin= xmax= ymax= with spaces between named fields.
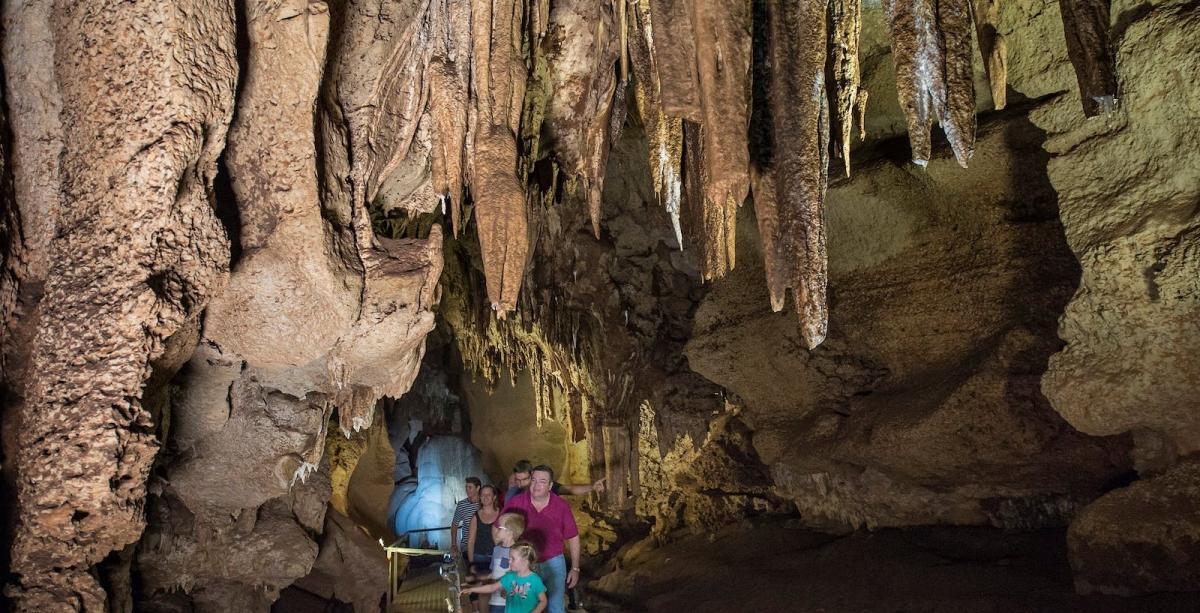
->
xmin=0 ymin=0 xmax=1195 ymax=606
xmin=463 ymin=367 xmax=590 ymax=486
xmin=1032 ymin=0 xmax=1200 ymax=593
xmin=2 ymin=1 xmax=237 ymax=608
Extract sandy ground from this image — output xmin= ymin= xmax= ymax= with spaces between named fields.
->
xmin=584 ymin=518 xmax=1200 ymax=613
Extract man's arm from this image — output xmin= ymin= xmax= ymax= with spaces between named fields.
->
xmin=565 ymin=535 xmax=581 ymax=588
xmin=558 ymin=477 xmax=607 ymax=496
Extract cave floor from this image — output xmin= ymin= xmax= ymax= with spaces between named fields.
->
xmin=585 ymin=518 xmax=1200 ymax=613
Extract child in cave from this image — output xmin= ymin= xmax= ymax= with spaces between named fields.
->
xmin=462 ymin=516 xmax=536 ymax=613
xmin=462 ymin=541 xmax=547 ymax=613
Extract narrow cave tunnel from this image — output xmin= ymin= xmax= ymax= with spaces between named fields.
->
xmin=1 ymin=0 xmax=1198 ymax=612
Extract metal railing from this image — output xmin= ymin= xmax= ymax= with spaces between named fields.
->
xmin=385 ymin=526 xmax=465 ymax=612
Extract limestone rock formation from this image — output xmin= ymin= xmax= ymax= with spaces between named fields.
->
xmin=1068 ymin=459 xmax=1200 ymax=595
xmin=4 ymin=1 xmax=237 ymax=608
xmin=133 ymin=0 xmax=443 ymax=606
xmin=292 ymin=510 xmax=389 ymax=613
xmin=1032 ymin=0 xmax=1200 ymax=592
xmin=0 ymin=0 xmax=1197 ymax=608
xmin=688 ymin=116 xmax=1128 ymax=530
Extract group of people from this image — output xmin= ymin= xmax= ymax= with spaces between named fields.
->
xmin=448 ymin=460 xmax=605 ymax=613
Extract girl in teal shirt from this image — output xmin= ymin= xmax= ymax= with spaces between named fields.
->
xmin=461 ymin=543 xmax=547 ymax=613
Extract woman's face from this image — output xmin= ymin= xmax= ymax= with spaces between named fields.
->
xmin=481 ymin=487 xmax=496 ymax=507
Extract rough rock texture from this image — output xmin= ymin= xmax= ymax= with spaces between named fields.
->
xmin=470 ymin=0 xmax=531 ymax=315
xmin=680 ymin=1 xmax=753 ymax=280
xmin=1056 ymin=0 xmax=1118 ymax=116
xmin=1036 ymin=0 xmax=1200 ymax=463
xmin=752 ymin=0 xmax=831 ymax=349
xmin=138 ymin=459 xmax=331 ymax=609
xmin=291 ymin=510 xmax=388 ymax=613
xmin=647 ymin=0 xmax=702 ymax=122
xmin=4 ymin=1 xmax=238 ymax=609
xmin=1068 ymin=458 xmax=1200 ymax=595
xmin=137 ymin=1 xmax=443 ymax=607
xmin=882 ymin=0 xmax=976 ymax=166
xmin=591 ymin=518 xmax=1200 ymax=612
xmin=1030 ymin=0 xmax=1200 ymax=591
xmin=688 ymin=115 xmax=1129 ymax=530
xmin=973 ymin=0 xmax=1008 ymax=109
xmin=541 ymin=0 xmax=620 ymax=237
xmin=828 ymin=0 xmax=864 ymax=174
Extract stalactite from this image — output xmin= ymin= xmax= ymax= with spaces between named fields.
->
xmin=688 ymin=0 xmax=752 ymax=278
xmin=470 ymin=0 xmax=530 ymax=315
xmin=647 ymin=0 xmax=702 ymax=122
xmin=681 ymin=120 xmax=737 ymax=279
xmin=1058 ymin=0 xmax=1118 ymax=116
xmin=630 ymin=0 xmax=685 ymax=248
xmin=429 ymin=0 xmax=472 ymax=235
xmin=973 ymin=0 xmax=1008 ymax=109
xmin=828 ymin=0 xmax=863 ymax=177
xmin=765 ymin=0 xmax=830 ymax=349
xmin=883 ymin=0 xmax=976 ymax=167
xmin=542 ymin=0 xmax=620 ymax=239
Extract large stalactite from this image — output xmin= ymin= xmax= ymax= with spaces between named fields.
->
xmin=542 ymin=0 xmax=620 ymax=238
xmin=755 ymin=0 xmax=831 ymax=350
xmin=882 ymin=0 xmax=976 ymax=167
xmin=1057 ymin=0 xmax=1119 ymax=116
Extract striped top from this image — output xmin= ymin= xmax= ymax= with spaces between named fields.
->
xmin=451 ymin=499 xmax=480 ymax=550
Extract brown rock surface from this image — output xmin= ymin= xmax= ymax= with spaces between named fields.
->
xmin=1035 ymin=0 xmax=1200 ymax=460
xmin=590 ymin=518 xmax=1200 ymax=612
xmin=5 ymin=1 xmax=237 ymax=608
xmin=291 ymin=509 xmax=388 ymax=613
xmin=1068 ymin=458 xmax=1200 ymax=595
xmin=138 ymin=1 xmax=443 ymax=605
xmin=688 ymin=114 xmax=1128 ymax=530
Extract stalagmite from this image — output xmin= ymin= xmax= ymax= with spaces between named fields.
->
xmin=765 ymin=0 xmax=830 ymax=349
xmin=973 ymin=0 xmax=1008 ymax=109
xmin=429 ymin=0 xmax=473 ymax=234
xmin=828 ymin=0 xmax=863 ymax=177
xmin=1058 ymin=0 xmax=1118 ymax=116
xmin=647 ymin=0 xmax=702 ymax=122
xmin=883 ymin=0 xmax=976 ymax=167
xmin=471 ymin=0 xmax=530 ymax=315
xmin=543 ymin=0 xmax=620 ymax=238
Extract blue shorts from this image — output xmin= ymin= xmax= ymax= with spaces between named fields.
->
xmin=489 ymin=606 xmax=505 ymax=613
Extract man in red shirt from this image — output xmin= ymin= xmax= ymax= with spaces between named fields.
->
xmin=500 ymin=464 xmax=580 ymax=613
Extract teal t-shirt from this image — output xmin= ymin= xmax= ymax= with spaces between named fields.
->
xmin=498 ymin=570 xmax=547 ymax=613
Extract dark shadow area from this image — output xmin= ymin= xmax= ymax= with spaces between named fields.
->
xmin=587 ymin=518 xmax=1200 ymax=613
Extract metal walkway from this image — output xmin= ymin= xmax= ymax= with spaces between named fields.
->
xmin=390 ymin=565 xmax=458 ymax=613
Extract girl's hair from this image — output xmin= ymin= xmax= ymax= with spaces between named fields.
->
xmin=478 ymin=484 xmax=499 ymax=510
xmin=510 ymin=542 xmax=538 ymax=569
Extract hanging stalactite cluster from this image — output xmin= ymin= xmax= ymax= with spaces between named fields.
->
xmin=419 ymin=0 xmax=1114 ymax=349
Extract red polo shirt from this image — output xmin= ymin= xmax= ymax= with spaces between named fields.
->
xmin=500 ymin=489 xmax=579 ymax=561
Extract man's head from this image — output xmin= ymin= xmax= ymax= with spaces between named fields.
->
xmin=465 ymin=476 xmax=482 ymax=501
xmin=530 ymin=465 xmax=554 ymax=499
xmin=492 ymin=512 xmax=526 ymax=547
xmin=512 ymin=459 xmax=534 ymax=490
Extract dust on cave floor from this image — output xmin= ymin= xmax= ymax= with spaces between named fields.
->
xmin=581 ymin=517 xmax=1200 ymax=613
